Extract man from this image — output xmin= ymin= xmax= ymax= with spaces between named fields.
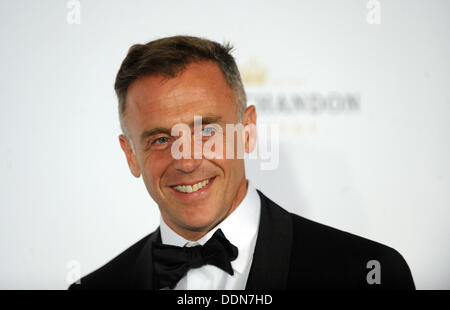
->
xmin=69 ymin=36 xmax=414 ymax=290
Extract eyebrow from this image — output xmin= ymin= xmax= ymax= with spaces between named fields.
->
xmin=140 ymin=127 xmax=172 ymax=144
xmin=196 ymin=115 xmax=222 ymax=126
xmin=139 ymin=115 xmax=223 ymax=143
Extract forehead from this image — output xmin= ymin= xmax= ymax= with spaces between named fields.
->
xmin=125 ymin=62 xmax=237 ymax=131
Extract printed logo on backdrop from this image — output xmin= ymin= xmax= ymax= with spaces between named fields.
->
xmin=240 ymin=58 xmax=361 ymax=139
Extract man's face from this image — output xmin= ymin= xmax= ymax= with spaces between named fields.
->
xmin=119 ymin=61 xmax=256 ymax=240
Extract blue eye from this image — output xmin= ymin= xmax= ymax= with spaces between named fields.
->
xmin=154 ymin=137 xmax=169 ymax=144
xmin=203 ymin=127 xmax=214 ymax=136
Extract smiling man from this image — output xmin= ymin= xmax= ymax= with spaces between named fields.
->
xmin=69 ymin=36 xmax=415 ymax=290
xmin=121 ymin=61 xmax=251 ymax=243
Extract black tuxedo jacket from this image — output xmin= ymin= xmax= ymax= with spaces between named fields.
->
xmin=69 ymin=190 xmax=415 ymax=290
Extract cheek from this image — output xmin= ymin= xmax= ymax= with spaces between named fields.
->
xmin=210 ymin=157 xmax=243 ymax=182
xmin=141 ymin=152 xmax=171 ymax=190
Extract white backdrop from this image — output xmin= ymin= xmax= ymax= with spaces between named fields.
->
xmin=0 ymin=0 xmax=448 ymax=289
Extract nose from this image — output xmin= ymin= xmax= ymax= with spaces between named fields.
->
xmin=173 ymin=157 xmax=202 ymax=174
xmin=172 ymin=136 xmax=203 ymax=173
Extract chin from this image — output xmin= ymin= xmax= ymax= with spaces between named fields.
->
xmin=180 ymin=210 xmax=221 ymax=232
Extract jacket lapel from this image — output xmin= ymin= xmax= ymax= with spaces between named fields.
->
xmin=132 ymin=228 xmax=161 ymax=289
xmin=246 ymin=190 xmax=293 ymax=289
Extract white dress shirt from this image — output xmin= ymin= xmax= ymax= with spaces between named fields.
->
xmin=159 ymin=180 xmax=261 ymax=290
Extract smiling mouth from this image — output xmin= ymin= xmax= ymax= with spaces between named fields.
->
xmin=171 ymin=177 xmax=214 ymax=194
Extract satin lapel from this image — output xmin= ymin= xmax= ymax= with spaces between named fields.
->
xmin=132 ymin=228 xmax=161 ymax=289
xmin=246 ymin=190 xmax=293 ymax=289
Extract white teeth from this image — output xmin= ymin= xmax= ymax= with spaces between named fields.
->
xmin=173 ymin=178 xmax=211 ymax=193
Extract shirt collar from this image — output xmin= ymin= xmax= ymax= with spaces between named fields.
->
xmin=159 ymin=180 xmax=261 ymax=274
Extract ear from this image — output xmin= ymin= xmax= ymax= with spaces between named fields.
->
xmin=242 ymin=105 xmax=257 ymax=153
xmin=119 ymin=134 xmax=141 ymax=178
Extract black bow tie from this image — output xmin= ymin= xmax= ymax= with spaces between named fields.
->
xmin=152 ymin=228 xmax=238 ymax=289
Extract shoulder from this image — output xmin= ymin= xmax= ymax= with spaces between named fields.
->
xmin=68 ymin=231 xmax=155 ymax=290
xmin=289 ymin=213 xmax=414 ymax=289
xmin=290 ymin=211 xmax=396 ymax=257
xmin=257 ymin=190 xmax=415 ymax=289
xmin=290 ymin=211 xmax=406 ymax=263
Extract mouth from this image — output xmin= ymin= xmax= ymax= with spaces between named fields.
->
xmin=170 ymin=177 xmax=215 ymax=194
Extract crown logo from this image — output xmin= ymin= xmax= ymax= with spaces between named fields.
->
xmin=240 ymin=58 xmax=268 ymax=86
